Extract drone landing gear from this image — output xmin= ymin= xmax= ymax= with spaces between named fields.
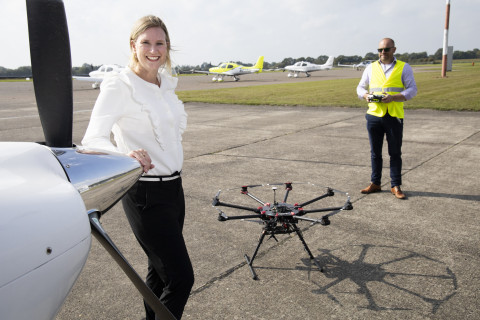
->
xmin=244 ymin=223 xmax=323 ymax=280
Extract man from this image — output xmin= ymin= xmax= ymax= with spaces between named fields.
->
xmin=357 ymin=38 xmax=417 ymax=199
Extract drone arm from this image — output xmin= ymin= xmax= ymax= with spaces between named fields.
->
xmin=298 ymin=188 xmax=334 ymax=207
xmin=283 ymin=187 xmax=291 ymax=203
xmin=243 ymin=191 xmax=265 ymax=206
xmin=214 ymin=200 xmax=261 ymax=213
xmin=213 ymin=191 xmax=260 ymax=213
xmin=302 ymin=199 xmax=353 ymax=214
xmin=296 ymin=200 xmax=353 ymax=225
xmin=301 ymin=205 xmax=345 ymax=214
xmin=295 ymin=215 xmax=330 ymax=226
xmin=323 ymin=200 xmax=353 ymax=217
xmin=218 ymin=211 xmax=262 ymax=221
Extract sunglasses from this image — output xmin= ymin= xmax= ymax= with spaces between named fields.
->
xmin=377 ymin=47 xmax=393 ymax=53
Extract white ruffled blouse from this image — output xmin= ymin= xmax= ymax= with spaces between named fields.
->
xmin=81 ymin=67 xmax=187 ymax=176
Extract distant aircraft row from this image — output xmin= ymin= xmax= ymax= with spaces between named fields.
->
xmin=73 ymin=56 xmax=372 ymax=88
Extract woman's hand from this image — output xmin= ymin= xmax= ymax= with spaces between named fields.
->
xmin=128 ymin=149 xmax=155 ymax=173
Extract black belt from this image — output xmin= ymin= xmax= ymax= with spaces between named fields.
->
xmin=139 ymin=171 xmax=181 ymax=182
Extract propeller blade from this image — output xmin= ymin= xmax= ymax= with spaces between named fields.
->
xmin=89 ymin=213 xmax=176 ymax=320
xmin=26 ymin=0 xmax=73 ymax=147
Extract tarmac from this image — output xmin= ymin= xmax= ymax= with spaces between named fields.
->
xmin=1 ymin=70 xmax=479 ymax=320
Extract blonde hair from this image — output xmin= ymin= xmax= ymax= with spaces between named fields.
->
xmin=129 ymin=15 xmax=172 ymax=74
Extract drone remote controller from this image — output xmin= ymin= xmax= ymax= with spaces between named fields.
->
xmin=367 ymin=94 xmax=386 ymax=102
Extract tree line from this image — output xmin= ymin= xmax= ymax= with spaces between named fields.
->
xmin=0 ymin=63 xmax=100 ymax=78
xmin=178 ymin=48 xmax=480 ymax=72
xmin=1 ymin=48 xmax=478 ymax=77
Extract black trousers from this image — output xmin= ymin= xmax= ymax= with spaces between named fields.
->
xmin=122 ymin=178 xmax=194 ymax=320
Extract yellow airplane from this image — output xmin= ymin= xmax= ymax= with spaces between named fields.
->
xmin=194 ymin=56 xmax=264 ymax=82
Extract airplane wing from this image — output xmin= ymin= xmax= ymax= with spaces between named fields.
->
xmin=227 ymin=68 xmax=260 ymax=75
xmin=337 ymin=63 xmax=355 ymax=68
xmin=193 ymin=70 xmax=236 ymax=76
xmin=306 ymin=67 xmax=332 ymax=73
xmin=72 ymin=76 xmax=104 ymax=82
xmin=223 ymin=68 xmax=244 ymax=76
xmin=72 ymin=76 xmax=104 ymax=89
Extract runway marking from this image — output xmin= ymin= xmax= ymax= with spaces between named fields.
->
xmin=0 ymin=109 xmax=92 ymax=120
xmin=75 ymin=101 xmax=97 ymax=104
xmin=0 ymin=115 xmax=39 ymax=120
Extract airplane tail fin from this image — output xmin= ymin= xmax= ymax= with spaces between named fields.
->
xmin=324 ymin=56 xmax=334 ymax=68
xmin=253 ymin=56 xmax=264 ymax=72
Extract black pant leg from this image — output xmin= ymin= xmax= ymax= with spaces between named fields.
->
xmin=122 ymin=179 xmax=194 ymax=320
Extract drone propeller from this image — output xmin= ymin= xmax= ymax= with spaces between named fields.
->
xmin=26 ymin=0 xmax=73 ymax=147
xmin=25 ymin=1 xmax=174 ymax=318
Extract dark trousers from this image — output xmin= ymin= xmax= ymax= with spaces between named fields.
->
xmin=366 ymin=113 xmax=404 ymax=188
xmin=122 ymin=178 xmax=194 ymax=320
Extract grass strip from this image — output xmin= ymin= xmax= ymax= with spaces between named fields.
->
xmin=177 ymin=63 xmax=480 ymax=111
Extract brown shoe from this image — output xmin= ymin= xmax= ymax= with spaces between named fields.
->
xmin=361 ymin=183 xmax=381 ymax=194
xmin=391 ymin=186 xmax=406 ymax=199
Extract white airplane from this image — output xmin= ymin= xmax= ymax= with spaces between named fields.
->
xmin=337 ymin=60 xmax=375 ymax=70
xmin=193 ymin=56 xmax=264 ymax=82
xmin=73 ymin=64 xmax=124 ymax=89
xmin=283 ymin=56 xmax=334 ymax=78
xmin=0 ymin=1 xmax=175 ymax=319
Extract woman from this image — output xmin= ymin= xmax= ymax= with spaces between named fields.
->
xmin=82 ymin=15 xmax=194 ymax=320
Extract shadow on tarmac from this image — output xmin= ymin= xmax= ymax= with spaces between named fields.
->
xmin=280 ymin=243 xmax=459 ymax=315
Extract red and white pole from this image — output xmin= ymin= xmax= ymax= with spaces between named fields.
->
xmin=441 ymin=0 xmax=451 ymax=78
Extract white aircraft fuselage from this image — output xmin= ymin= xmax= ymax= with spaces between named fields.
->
xmin=284 ymin=56 xmax=334 ymax=78
xmin=0 ymin=143 xmax=91 ymax=320
xmin=73 ymin=64 xmax=124 ymax=89
xmin=337 ymin=60 xmax=375 ymax=70
xmin=0 ymin=142 xmax=143 ymax=320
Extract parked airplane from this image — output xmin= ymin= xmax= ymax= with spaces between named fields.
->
xmin=194 ymin=56 xmax=264 ymax=82
xmin=73 ymin=64 xmax=124 ymax=89
xmin=283 ymin=56 xmax=334 ymax=78
xmin=0 ymin=1 xmax=175 ymax=319
xmin=337 ymin=60 xmax=375 ymax=70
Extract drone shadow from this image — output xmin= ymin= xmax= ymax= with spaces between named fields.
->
xmin=404 ymin=190 xmax=480 ymax=201
xmin=295 ymin=244 xmax=457 ymax=314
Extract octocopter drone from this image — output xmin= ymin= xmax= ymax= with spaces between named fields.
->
xmin=212 ymin=182 xmax=353 ymax=279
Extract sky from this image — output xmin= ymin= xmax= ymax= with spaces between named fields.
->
xmin=1 ymin=0 xmax=479 ymax=69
